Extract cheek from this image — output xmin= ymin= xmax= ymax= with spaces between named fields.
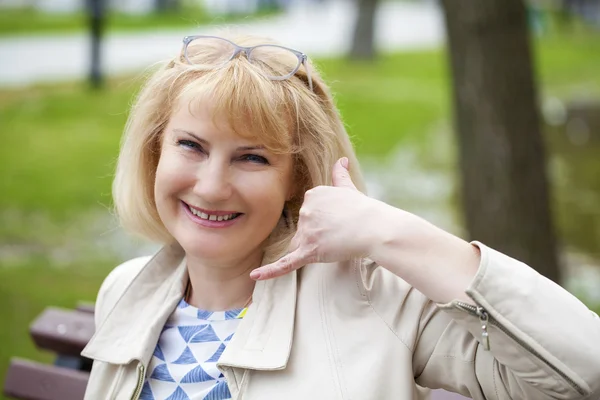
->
xmin=239 ymin=174 xmax=289 ymax=214
xmin=154 ymin=156 xmax=172 ymax=199
xmin=154 ymin=152 xmax=190 ymax=200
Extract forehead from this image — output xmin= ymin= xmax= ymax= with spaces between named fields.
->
xmin=167 ymin=100 xmax=253 ymax=143
xmin=170 ymin=68 xmax=296 ymax=154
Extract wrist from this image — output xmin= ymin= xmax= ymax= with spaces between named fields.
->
xmin=365 ymin=207 xmax=481 ymax=304
xmin=365 ymin=202 xmax=413 ymax=261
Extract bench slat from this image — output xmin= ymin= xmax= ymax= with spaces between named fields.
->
xmin=4 ymin=358 xmax=89 ymax=400
xmin=30 ymin=307 xmax=95 ymax=356
xmin=75 ymin=302 xmax=95 ymax=315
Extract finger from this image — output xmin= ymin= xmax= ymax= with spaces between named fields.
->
xmin=332 ymin=157 xmax=357 ymax=190
xmin=250 ymin=249 xmax=308 ymax=280
xmin=289 ymin=234 xmax=301 ymax=252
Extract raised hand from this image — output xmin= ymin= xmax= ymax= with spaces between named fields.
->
xmin=250 ymin=157 xmax=380 ymax=280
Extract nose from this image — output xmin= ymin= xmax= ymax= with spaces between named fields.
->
xmin=192 ymin=158 xmax=233 ymax=204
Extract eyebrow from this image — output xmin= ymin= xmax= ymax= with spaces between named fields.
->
xmin=173 ymin=129 xmax=265 ymax=151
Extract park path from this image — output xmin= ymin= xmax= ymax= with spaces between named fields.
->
xmin=0 ymin=1 xmax=444 ymax=87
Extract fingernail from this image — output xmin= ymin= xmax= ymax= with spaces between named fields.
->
xmin=341 ymin=157 xmax=349 ymax=169
xmin=250 ymin=270 xmax=261 ymax=280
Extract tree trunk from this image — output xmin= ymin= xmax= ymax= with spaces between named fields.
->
xmin=440 ymin=0 xmax=561 ymax=282
xmin=155 ymin=0 xmax=179 ymax=12
xmin=349 ymin=0 xmax=379 ymax=60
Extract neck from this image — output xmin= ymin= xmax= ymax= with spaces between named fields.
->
xmin=185 ymin=250 xmax=261 ymax=311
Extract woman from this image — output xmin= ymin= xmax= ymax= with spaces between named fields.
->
xmin=81 ymin=34 xmax=600 ymax=400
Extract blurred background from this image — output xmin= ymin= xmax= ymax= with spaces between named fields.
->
xmin=0 ymin=0 xmax=599 ymax=396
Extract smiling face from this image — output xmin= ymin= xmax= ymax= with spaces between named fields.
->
xmin=154 ymin=101 xmax=295 ymax=265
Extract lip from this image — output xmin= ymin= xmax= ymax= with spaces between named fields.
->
xmin=181 ymin=201 xmax=242 ymax=228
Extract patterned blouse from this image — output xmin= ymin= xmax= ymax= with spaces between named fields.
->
xmin=139 ymin=297 xmax=247 ymax=400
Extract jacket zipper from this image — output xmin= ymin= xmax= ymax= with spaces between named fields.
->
xmin=454 ymin=301 xmax=585 ymax=396
xmin=130 ymin=363 xmax=145 ymax=400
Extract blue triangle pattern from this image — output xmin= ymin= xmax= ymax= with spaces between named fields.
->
xmin=180 ymin=365 xmax=214 ymax=383
xmin=177 ymin=299 xmax=189 ymax=309
xmin=150 ymin=363 xmax=175 ymax=382
xmin=224 ymin=333 xmax=234 ymax=342
xmin=165 ymin=386 xmax=190 ymax=400
xmin=189 ymin=325 xmax=220 ymax=343
xmin=203 ymin=380 xmax=231 ymax=400
xmin=206 ymin=343 xmax=226 ymax=362
xmin=153 ymin=344 xmax=165 ymax=361
xmin=173 ymin=346 xmax=197 ymax=365
xmin=224 ymin=308 xmax=243 ymax=320
xmin=197 ymin=309 xmax=213 ymax=320
xmin=139 ymin=381 xmax=154 ymax=400
xmin=178 ymin=325 xmax=209 ymax=342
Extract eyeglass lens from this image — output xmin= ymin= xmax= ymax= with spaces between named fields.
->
xmin=185 ymin=37 xmax=302 ymax=80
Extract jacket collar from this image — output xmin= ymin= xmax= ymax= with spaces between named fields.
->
xmin=82 ymin=243 xmax=297 ymax=371
xmin=218 ymin=265 xmax=297 ymax=371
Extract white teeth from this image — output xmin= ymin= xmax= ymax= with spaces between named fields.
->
xmin=188 ymin=205 xmax=237 ymax=221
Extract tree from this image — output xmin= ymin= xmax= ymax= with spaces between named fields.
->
xmin=155 ymin=0 xmax=180 ymax=12
xmin=440 ymin=0 xmax=561 ymax=282
xmin=349 ymin=0 xmax=380 ymax=60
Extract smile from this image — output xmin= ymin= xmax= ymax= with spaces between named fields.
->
xmin=183 ymin=202 xmax=242 ymax=222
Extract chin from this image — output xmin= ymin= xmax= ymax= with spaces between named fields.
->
xmin=175 ymin=233 xmax=231 ymax=260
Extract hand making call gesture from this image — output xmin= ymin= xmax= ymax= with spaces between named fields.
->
xmin=250 ymin=157 xmax=377 ymax=281
xmin=250 ymin=157 xmax=481 ymax=306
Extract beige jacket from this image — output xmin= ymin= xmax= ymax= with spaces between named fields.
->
xmin=81 ymin=241 xmax=600 ymax=400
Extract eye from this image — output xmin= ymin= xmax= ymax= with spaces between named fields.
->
xmin=177 ymin=139 xmax=203 ymax=152
xmin=240 ymin=154 xmax=269 ymax=165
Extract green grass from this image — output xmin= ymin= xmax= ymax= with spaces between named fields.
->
xmin=0 ymin=258 xmax=116 ymax=396
xmin=319 ymin=51 xmax=450 ymax=155
xmin=0 ymin=81 xmax=131 ymax=236
xmin=0 ymin=30 xmax=599 ymax=397
xmin=0 ymin=6 xmax=278 ymax=37
xmin=535 ymin=32 xmax=600 ymax=97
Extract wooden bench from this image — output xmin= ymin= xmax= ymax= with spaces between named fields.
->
xmin=3 ymin=304 xmax=469 ymax=400
xmin=4 ymin=304 xmax=95 ymax=400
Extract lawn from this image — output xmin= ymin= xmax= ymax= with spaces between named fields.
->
xmin=0 ymin=29 xmax=599 ymax=397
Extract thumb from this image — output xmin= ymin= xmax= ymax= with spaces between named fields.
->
xmin=332 ymin=157 xmax=357 ymax=190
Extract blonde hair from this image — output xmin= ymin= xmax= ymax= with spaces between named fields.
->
xmin=113 ymin=33 xmax=365 ymax=263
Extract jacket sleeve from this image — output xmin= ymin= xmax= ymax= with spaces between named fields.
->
xmin=363 ymin=242 xmax=600 ymax=400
